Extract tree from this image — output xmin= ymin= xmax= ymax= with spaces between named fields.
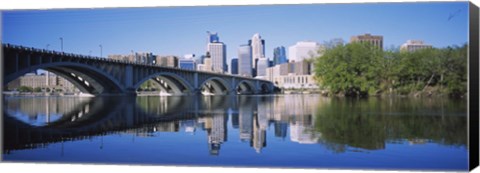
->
xmin=314 ymin=42 xmax=384 ymax=97
xmin=18 ymin=86 xmax=33 ymax=92
xmin=441 ymin=44 xmax=468 ymax=97
xmin=33 ymin=87 xmax=42 ymax=92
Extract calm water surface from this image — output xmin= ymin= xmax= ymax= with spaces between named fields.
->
xmin=2 ymin=94 xmax=468 ymax=171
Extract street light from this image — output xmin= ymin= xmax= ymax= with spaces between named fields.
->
xmin=99 ymin=44 xmax=103 ymax=57
xmin=59 ymin=37 xmax=63 ymax=52
xmin=46 ymin=44 xmax=50 ymax=50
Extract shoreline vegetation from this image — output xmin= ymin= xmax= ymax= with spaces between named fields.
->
xmin=313 ymin=42 xmax=468 ymax=98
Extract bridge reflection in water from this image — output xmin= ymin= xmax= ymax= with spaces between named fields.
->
xmin=2 ymin=95 xmax=468 ymax=170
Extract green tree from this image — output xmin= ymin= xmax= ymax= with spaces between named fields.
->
xmin=314 ymin=42 xmax=384 ymax=97
xmin=17 ymin=86 xmax=33 ymax=92
xmin=33 ymin=87 xmax=42 ymax=92
xmin=390 ymin=44 xmax=467 ymax=97
xmin=441 ymin=44 xmax=468 ymax=97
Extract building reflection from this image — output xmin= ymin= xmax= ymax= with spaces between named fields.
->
xmin=3 ymin=95 xmax=466 ymax=155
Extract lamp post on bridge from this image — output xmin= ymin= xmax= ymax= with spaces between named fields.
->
xmin=46 ymin=44 xmax=50 ymax=50
xmin=59 ymin=37 xmax=63 ymax=52
xmin=99 ymin=44 xmax=103 ymax=57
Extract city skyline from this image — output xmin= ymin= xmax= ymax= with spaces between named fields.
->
xmin=2 ymin=2 xmax=469 ymax=68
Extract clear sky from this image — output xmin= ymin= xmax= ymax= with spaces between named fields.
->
xmin=2 ymin=2 xmax=469 ymax=67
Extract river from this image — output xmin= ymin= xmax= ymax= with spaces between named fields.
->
xmin=2 ymin=94 xmax=468 ymax=171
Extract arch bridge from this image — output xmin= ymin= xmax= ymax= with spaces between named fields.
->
xmin=3 ymin=44 xmax=274 ymax=96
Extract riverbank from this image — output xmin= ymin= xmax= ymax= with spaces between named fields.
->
xmin=277 ymin=86 xmax=466 ymax=99
xmin=2 ymin=91 xmax=94 ymax=97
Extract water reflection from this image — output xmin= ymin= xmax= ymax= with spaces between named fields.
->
xmin=314 ymin=98 xmax=468 ymax=153
xmin=3 ymin=95 xmax=467 ymax=157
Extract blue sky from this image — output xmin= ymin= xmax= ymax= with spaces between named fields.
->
xmin=2 ymin=2 xmax=469 ymax=66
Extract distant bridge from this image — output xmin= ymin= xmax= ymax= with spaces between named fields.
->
xmin=3 ymin=44 xmax=274 ymax=95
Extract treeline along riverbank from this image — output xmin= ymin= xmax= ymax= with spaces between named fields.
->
xmin=314 ymin=42 xmax=467 ymax=98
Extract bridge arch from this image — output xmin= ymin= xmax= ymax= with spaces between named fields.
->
xmin=5 ymin=62 xmax=125 ymax=95
xmin=133 ymin=72 xmax=195 ymax=95
xmin=200 ymin=77 xmax=232 ymax=95
xmin=236 ymin=80 xmax=255 ymax=94
xmin=259 ymin=82 xmax=273 ymax=94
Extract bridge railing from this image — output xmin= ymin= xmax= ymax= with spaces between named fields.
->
xmin=3 ymin=43 xmax=271 ymax=83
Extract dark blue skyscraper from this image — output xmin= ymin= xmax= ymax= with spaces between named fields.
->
xmin=207 ymin=31 xmax=219 ymax=43
xmin=273 ymin=46 xmax=287 ymax=66
xmin=231 ymin=58 xmax=238 ymax=75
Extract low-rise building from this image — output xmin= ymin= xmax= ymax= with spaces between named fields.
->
xmin=400 ymin=40 xmax=433 ymax=52
xmin=156 ymin=55 xmax=178 ymax=68
xmin=266 ymin=60 xmax=318 ymax=89
xmin=7 ymin=72 xmax=78 ymax=92
xmin=179 ymin=54 xmax=196 ymax=70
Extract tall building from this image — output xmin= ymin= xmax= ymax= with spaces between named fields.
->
xmin=179 ymin=55 xmax=196 ymax=70
xmin=288 ymin=41 xmax=322 ymax=63
xmin=206 ymin=31 xmax=227 ymax=73
xmin=207 ymin=31 xmax=219 ymax=43
xmin=230 ymin=58 xmax=239 ymax=75
xmin=350 ymin=33 xmax=383 ymax=49
xmin=249 ymin=33 xmax=265 ymax=71
xmin=207 ymin=43 xmax=227 ymax=73
xmin=238 ymin=44 xmax=253 ymax=77
xmin=273 ymin=46 xmax=288 ymax=66
xmin=256 ymin=57 xmax=269 ymax=77
xmin=400 ymin=40 xmax=433 ymax=52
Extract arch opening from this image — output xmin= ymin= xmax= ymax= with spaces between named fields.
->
xmin=236 ymin=81 xmax=255 ymax=95
xmin=134 ymin=73 xmax=194 ymax=96
xmin=4 ymin=62 xmax=125 ymax=95
xmin=260 ymin=83 xmax=271 ymax=94
xmin=4 ymin=68 xmax=93 ymax=95
xmin=200 ymin=77 xmax=230 ymax=95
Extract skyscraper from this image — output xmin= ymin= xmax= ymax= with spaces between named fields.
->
xmin=238 ymin=44 xmax=253 ymax=77
xmin=350 ymin=33 xmax=384 ymax=49
xmin=207 ymin=31 xmax=219 ymax=43
xmin=230 ymin=58 xmax=238 ymax=75
xmin=256 ymin=57 xmax=269 ymax=77
xmin=288 ymin=41 xmax=323 ymax=63
xmin=208 ymin=42 xmax=227 ymax=73
xmin=249 ymin=33 xmax=265 ymax=72
xmin=273 ymin=46 xmax=287 ymax=66
xmin=206 ymin=32 xmax=227 ymax=73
